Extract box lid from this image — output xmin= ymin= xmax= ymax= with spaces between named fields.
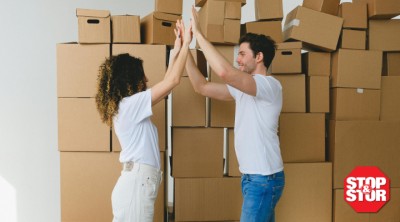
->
xmin=76 ymin=8 xmax=110 ymax=18
xmin=152 ymin=11 xmax=181 ymax=22
xmin=276 ymin=41 xmax=302 ymax=50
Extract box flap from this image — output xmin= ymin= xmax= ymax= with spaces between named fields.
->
xmin=276 ymin=41 xmax=302 ymax=50
xmin=76 ymin=8 xmax=110 ymax=18
xmin=152 ymin=11 xmax=181 ymax=22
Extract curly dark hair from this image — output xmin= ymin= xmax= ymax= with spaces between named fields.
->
xmin=239 ymin=33 xmax=276 ymax=69
xmin=95 ymin=53 xmax=147 ymax=126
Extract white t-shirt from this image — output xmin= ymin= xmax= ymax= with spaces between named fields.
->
xmin=227 ymin=74 xmax=283 ymax=175
xmin=113 ymin=89 xmax=161 ymax=170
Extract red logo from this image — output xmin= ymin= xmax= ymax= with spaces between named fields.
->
xmin=344 ymin=166 xmax=390 ymax=213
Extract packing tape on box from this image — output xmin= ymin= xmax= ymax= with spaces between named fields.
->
xmin=283 ymin=19 xmax=300 ymax=32
xmin=357 ymin=88 xmax=364 ymax=93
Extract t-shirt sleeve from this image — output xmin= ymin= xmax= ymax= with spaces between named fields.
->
xmin=125 ymin=89 xmax=153 ymax=123
xmin=227 ymin=84 xmax=237 ymax=100
xmin=254 ymin=75 xmax=280 ymax=103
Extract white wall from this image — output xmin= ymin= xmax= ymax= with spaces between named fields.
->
xmin=1 ymin=0 xmax=367 ymax=221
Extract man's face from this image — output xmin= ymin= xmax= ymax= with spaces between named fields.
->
xmin=237 ymin=42 xmax=257 ymax=74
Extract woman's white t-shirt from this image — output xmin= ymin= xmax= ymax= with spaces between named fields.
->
xmin=113 ymin=89 xmax=161 ymax=170
xmin=227 ymin=74 xmax=283 ymax=175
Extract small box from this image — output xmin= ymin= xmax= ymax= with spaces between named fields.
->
xmin=140 ymin=12 xmax=181 ymax=46
xmin=380 ymin=77 xmax=400 ymax=121
xmin=331 ymin=49 xmax=382 ymax=89
xmin=241 ymin=21 xmax=283 ymax=43
xmin=369 ymin=20 xmax=400 ymax=52
xmin=353 ymin=0 xmax=400 ymax=19
xmin=76 ymin=8 xmax=111 ymax=43
xmin=302 ymin=0 xmax=340 ymax=16
xmin=283 ymin=6 xmax=343 ymax=52
xmin=271 ymin=42 xmax=302 ymax=74
xmin=302 ymin=52 xmax=331 ymax=76
xmin=307 ymin=76 xmax=329 ymax=113
xmin=255 ymin=0 xmax=283 ymax=21
xmin=338 ymin=2 xmax=367 ymax=29
xmin=272 ymin=74 xmax=306 ymax=113
xmin=155 ymin=0 xmax=183 ymax=15
xmin=195 ymin=0 xmax=246 ymax=7
xmin=330 ymin=88 xmax=380 ymax=121
xmin=339 ymin=29 xmax=366 ymax=50
xmin=111 ymin=15 xmax=140 ymax=43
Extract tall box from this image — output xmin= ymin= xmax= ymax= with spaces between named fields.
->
xmin=302 ymin=0 xmax=340 ymax=15
xmin=155 ymin=0 xmax=183 ymax=15
xmin=58 ymin=98 xmax=110 ymax=152
xmin=338 ymin=2 xmax=367 ymax=29
xmin=255 ymin=0 xmax=283 ymax=21
xmin=140 ymin=12 xmax=181 ymax=46
xmin=111 ymin=15 xmax=141 ymax=43
xmin=353 ymin=0 xmax=400 ymax=19
xmin=174 ymin=177 xmax=242 ymax=221
xmin=76 ymin=8 xmax=111 ymax=43
xmin=331 ymin=49 xmax=382 ymax=89
xmin=172 ymin=127 xmax=224 ymax=178
xmin=283 ymin=6 xmax=343 ymax=52
xmin=172 ymin=77 xmax=207 ymax=127
xmin=272 ymin=74 xmax=306 ymax=113
xmin=380 ymin=77 xmax=400 ymax=121
xmin=57 ymin=43 xmax=110 ymax=98
xmin=339 ymin=29 xmax=366 ymax=50
xmin=369 ymin=20 xmax=400 ymax=52
xmin=307 ymin=76 xmax=329 ymax=113
xmin=241 ymin=21 xmax=283 ymax=43
xmin=227 ymin=128 xmax=240 ymax=177
xmin=279 ymin=113 xmax=325 ymax=163
xmin=195 ymin=0 xmax=246 ymax=7
xmin=271 ymin=42 xmax=302 ymax=74
xmin=329 ymin=121 xmax=400 ymax=189
xmin=330 ymin=88 xmax=380 ymax=121
xmin=276 ymin=162 xmax=332 ymax=222
xmin=302 ymin=52 xmax=331 ymax=76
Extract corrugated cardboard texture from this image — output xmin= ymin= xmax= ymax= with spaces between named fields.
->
xmin=57 ymin=43 xmax=110 ymax=98
xmin=331 ymin=88 xmax=380 ymax=121
xmin=302 ymin=0 xmax=340 ymax=15
xmin=380 ymin=77 xmax=400 ymax=121
xmin=172 ymin=77 xmax=207 ymax=127
xmin=155 ymin=0 xmax=183 ymax=15
xmin=255 ymin=0 xmax=283 ymax=21
xmin=276 ymin=162 xmax=332 ymax=222
xmin=338 ymin=2 xmax=367 ymax=29
xmin=58 ymin=98 xmax=110 ymax=152
xmin=174 ymin=177 xmax=242 ymax=221
xmin=111 ymin=15 xmax=141 ymax=43
xmin=272 ymin=74 xmax=306 ymax=112
xmin=340 ymin=29 xmax=366 ymax=50
xmin=227 ymin=128 xmax=240 ymax=177
xmin=307 ymin=76 xmax=329 ymax=113
xmin=77 ymin=9 xmax=111 ymax=43
xmin=241 ymin=21 xmax=283 ymax=43
xmin=369 ymin=20 xmax=400 ymax=52
xmin=354 ymin=0 xmax=400 ymax=19
xmin=279 ymin=113 xmax=325 ymax=163
xmin=329 ymin=121 xmax=400 ymax=189
xmin=301 ymin=52 xmax=331 ymax=76
xmin=172 ymin=127 xmax=224 ymax=178
xmin=271 ymin=42 xmax=302 ymax=74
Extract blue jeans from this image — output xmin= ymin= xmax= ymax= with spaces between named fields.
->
xmin=240 ymin=171 xmax=285 ymax=222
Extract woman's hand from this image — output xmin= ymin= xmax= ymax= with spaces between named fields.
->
xmin=173 ymin=20 xmax=182 ymax=52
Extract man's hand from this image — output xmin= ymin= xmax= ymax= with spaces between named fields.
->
xmin=191 ymin=5 xmax=202 ymax=37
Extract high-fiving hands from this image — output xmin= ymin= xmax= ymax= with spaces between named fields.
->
xmin=173 ymin=19 xmax=193 ymax=52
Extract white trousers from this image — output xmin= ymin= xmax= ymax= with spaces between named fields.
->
xmin=112 ymin=162 xmax=162 ymax=222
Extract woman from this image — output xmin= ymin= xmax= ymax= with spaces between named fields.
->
xmin=95 ymin=20 xmax=191 ymax=222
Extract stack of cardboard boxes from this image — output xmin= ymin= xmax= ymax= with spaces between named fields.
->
xmin=57 ymin=0 xmax=184 ymax=221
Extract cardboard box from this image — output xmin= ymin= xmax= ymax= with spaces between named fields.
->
xmin=183 ymin=49 xmax=207 ymax=77
xmin=386 ymin=52 xmax=400 ymax=76
xmin=339 ymin=29 xmax=366 ymax=50
xmin=174 ymin=177 xmax=242 ymax=221
xmin=112 ymin=99 xmax=166 ymax=151
xmin=307 ymin=76 xmax=329 ymax=113
xmin=172 ymin=127 xmax=224 ymax=178
xmin=272 ymin=74 xmax=306 ymax=113
xmin=57 ymin=43 xmax=110 ymax=98
xmin=140 ymin=12 xmax=181 ymax=46
xmin=255 ymin=0 xmax=283 ymax=21
xmin=58 ymin=98 xmax=110 ymax=152
xmin=198 ymin=1 xmax=241 ymax=45
xmin=302 ymin=52 xmax=331 ymax=76
xmin=111 ymin=15 xmax=140 ymax=43
xmin=338 ymin=2 xmax=367 ymax=29
xmin=279 ymin=113 xmax=325 ymax=163
xmin=275 ymin=162 xmax=332 ymax=222
xmin=369 ymin=188 xmax=400 ymax=222
xmin=302 ymin=0 xmax=340 ymax=15
xmin=155 ymin=0 xmax=183 ymax=15
xmin=330 ymin=88 xmax=380 ymax=121
xmin=271 ymin=42 xmax=302 ymax=74
xmin=227 ymin=128 xmax=240 ymax=177
xmin=172 ymin=77 xmax=207 ymax=127
xmin=329 ymin=121 xmax=400 ymax=189
xmin=195 ymin=0 xmax=246 ymax=7
xmin=76 ymin=8 xmax=111 ymax=43
xmin=353 ymin=0 xmax=400 ymax=19
xmin=369 ymin=20 xmax=400 ymax=52
xmin=61 ymin=152 xmax=165 ymax=222
xmin=331 ymin=49 xmax=382 ymax=89
xmin=380 ymin=77 xmax=400 ymax=121
xmin=283 ymin=6 xmax=343 ymax=52
xmin=241 ymin=21 xmax=283 ymax=43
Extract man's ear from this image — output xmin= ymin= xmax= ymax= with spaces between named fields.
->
xmin=256 ymin=52 xmax=264 ymax=63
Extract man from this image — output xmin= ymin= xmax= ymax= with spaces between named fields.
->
xmin=185 ymin=6 xmax=285 ymax=222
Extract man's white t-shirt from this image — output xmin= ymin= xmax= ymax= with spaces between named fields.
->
xmin=113 ymin=89 xmax=161 ymax=170
xmin=227 ymin=74 xmax=283 ymax=175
